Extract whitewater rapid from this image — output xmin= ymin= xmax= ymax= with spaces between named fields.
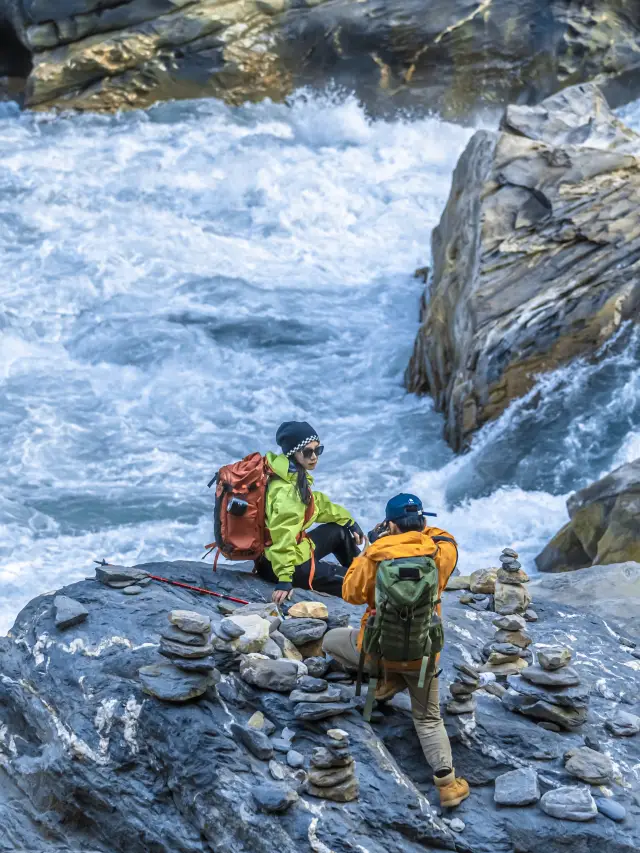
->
xmin=0 ymin=93 xmax=638 ymax=633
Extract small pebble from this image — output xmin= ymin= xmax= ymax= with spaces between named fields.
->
xmin=594 ymin=797 xmax=626 ymax=822
xmin=286 ymin=750 xmax=305 ymax=769
xmin=123 ymin=585 xmax=142 ymax=595
xmin=449 ymin=818 xmax=465 ymax=832
xmin=583 ymin=735 xmax=601 ymax=752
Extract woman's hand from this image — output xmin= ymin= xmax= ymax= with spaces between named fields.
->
xmin=347 ymin=521 xmax=365 ymax=547
xmin=272 ymin=583 xmax=293 ymax=605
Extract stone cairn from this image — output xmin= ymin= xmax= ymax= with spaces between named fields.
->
xmin=453 ymin=546 xmax=537 ymax=621
xmin=503 ymin=644 xmax=590 ymax=732
xmin=446 ymin=663 xmax=481 ymax=715
xmin=306 ymin=729 xmax=359 ymax=802
xmin=139 ymin=609 xmax=219 ymax=702
xmin=94 ymin=562 xmax=151 ymax=596
xmin=479 ymin=548 xmax=534 ymax=679
xmin=216 ymin=600 xmax=361 ymax=810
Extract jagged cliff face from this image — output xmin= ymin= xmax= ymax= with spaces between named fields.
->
xmin=406 ymin=83 xmax=640 ymax=452
xmin=3 ymin=1 xmax=640 ymax=115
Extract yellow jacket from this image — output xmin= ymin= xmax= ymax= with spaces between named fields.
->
xmin=342 ymin=527 xmax=458 ymax=652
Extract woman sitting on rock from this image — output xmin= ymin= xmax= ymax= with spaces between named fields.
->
xmin=255 ymin=420 xmax=364 ymax=605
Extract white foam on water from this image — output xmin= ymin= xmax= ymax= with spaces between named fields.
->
xmin=0 ymin=92 xmax=638 ymax=633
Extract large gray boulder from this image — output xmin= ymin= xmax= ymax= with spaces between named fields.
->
xmin=0 ymin=559 xmax=639 ymax=852
xmin=536 ymin=458 xmax=640 ymax=572
xmin=406 ymin=83 xmax=640 ymax=451
xmin=3 ymin=1 xmax=640 ymax=115
xmin=530 ymin=561 xmax=640 ymax=635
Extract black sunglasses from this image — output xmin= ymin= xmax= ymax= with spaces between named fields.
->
xmin=301 ymin=445 xmax=324 ymax=459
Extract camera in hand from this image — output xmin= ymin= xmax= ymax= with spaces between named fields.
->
xmin=368 ymin=520 xmax=390 ymax=544
xmin=227 ymin=496 xmax=249 ymax=516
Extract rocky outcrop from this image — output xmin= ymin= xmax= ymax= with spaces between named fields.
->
xmin=536 ymin=458 xmax=640 ymax=573
xmin=3 ymin=1 xmax=640 ymax=115
xmin=0 ymin=559 xmax=639 ymax=853
xmin=406 ymin=83 xmax=640 ymax=451
xmin=530 ymin=561 xmax=640 ymax=635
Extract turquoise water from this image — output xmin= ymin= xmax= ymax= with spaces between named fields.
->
xmin=0 ymin=93 xmax=637 ymax=631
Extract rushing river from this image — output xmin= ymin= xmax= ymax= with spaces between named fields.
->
xmin=0 ymin=92 xmax=638 ymax=633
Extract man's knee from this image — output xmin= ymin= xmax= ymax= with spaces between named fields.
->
xmin=322 ymin=627 xmax=359 ymax=669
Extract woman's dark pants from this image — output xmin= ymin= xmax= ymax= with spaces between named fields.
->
xmin=255 ymin=522 xmax=359 ymax=597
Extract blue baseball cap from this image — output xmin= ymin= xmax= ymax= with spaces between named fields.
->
xmin=385 ymin=493 xmax=437 ymax=522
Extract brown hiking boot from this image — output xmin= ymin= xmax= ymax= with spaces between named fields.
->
xmin=434 ymin=769 xmax=470 ymax=808
xmin=374 ymin=671 xmax=406 ymax=703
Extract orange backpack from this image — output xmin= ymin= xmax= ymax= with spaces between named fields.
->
xmin=205 ymin=453 xmax=271 ymax=569
xmin=204 ymin=452 xmax=317 ymax=573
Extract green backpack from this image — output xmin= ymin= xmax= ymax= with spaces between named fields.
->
xmin=357 ymin=555 xmax=444 ymax=721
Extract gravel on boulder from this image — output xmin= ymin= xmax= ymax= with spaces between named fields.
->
xmin=289 ymin=687 xmax=343 ymax=704
xmin=230 ymin=723 xmax=274 ymax=760
xmin=53 ymin=595 xmax=88 ymax=630
xmin=605 ymin=710 xmax=640 ymax=737
xmin=95 ymin=564 xmax=148 ymax=585
xmin=168 ymin=610 xmax=211 ymax=634
xmin=161 ymin=625 xmax=210 ymax=646
xmin=139 ymin=663 xmax=217 ymax=702
xmin=287 ymin=601 xmax=329 ymax=620
xmin=538 ymin=647 xmax=572 ymax=671
xmin=521 ymin=665 xmax=581 ymax=687
xmin=564 ymin=747 xmax=614 ymax=785
xmin=278 ymin=618 xmax=327 ymax=646
xmin=296 ymin=675 xmax=328 ymax=693
xmin=252 ymin=782 xmax=298 ymax=813
xmin=494 ymin=767 xmax=540 ymax=806
xmin=215 ymin=618 xmax=246 ymax=640
xmin=539 ymin=786 xmax=597 ymax=821
xmin=493 ymin=615 xmax=527 ymax=632
xmin=159 ymin=638 xmax=215 ymax=659
xmin=594 ymin=798 xmax=626 ymax=822
xmin=293 ymin=702 xmax=355 ymax=721
xmin=239 ymin=656 xmax=299 ymax=692
xmin=306 ymin=777 xmax=359 ymax=802
xmin=286 ymin=750 xmax=305 ymax=769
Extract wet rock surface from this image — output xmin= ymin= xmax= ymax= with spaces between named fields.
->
xmin=0 ymin=559 xmax=638 ymax=853
xmin=5 ymin=1 xmax=640 ymax=118
xmin=406 ymin=83 xmax=640 ymax=451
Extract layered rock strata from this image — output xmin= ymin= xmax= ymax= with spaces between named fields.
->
xmin=407 ymin=83 xmax=640 ymax=451
xmin=3 ymin=2 xmax=640 ymax=115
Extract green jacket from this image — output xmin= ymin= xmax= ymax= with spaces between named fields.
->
xmin=264 ymin=452 xmax=354 ymax=583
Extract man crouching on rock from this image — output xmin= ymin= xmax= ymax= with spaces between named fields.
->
xmin=322 ymin=493 xmax=470 ymax=809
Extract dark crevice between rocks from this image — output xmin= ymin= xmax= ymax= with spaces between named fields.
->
xmin=0 ymin=16 xmax=32 ymax=103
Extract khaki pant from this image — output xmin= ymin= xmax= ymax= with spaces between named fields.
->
xmin=322 ymin=627 xmax=453 ymax=774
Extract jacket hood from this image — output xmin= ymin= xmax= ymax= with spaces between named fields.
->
xmin=365 ymin=531 xmax=438 ymax=562
xmin=266 ymin=451 xmax=314 ymax=484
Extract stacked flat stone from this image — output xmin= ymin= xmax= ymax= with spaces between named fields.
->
xmin=480 ymin=611 xmax=532 ymax=678
xmin=289 ymin=671 xmax=355 ymax=721
xmin=139 ymin=610 xmax=219 ymax=702
xmin=446 ymin=663 xmax=480 ymax=715
xmin=306 ymin=729 xmax=359 ymax=802
xmin=493 ymin=548 xmax=532 ymax=616
xmin=502 ymin=645 xmax=589 ymax=731
xmin=94 ymin=563 xmax=151 ymax=595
